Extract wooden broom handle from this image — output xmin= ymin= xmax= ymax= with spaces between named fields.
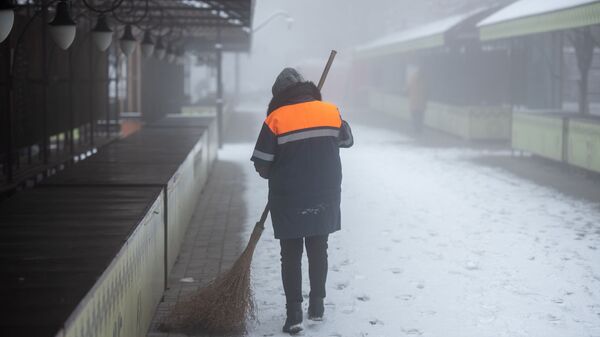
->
xmin=256 ymin=202 xmax=270 ymax=228
xmin=257 ymin=50 xmax=338 ymax=228
xmin=317 ymin=50 xmax=337 ymax=91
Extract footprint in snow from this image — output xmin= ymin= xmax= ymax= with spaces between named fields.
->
xmin=402 ymin=328 xmax=423 ymax=335
xmin=397 ymin=294 xmax=414 ymax=301
xmin=341 ymin=305 xmax=355 ymax=314
xmin=551 ymin=298 xmax=564 ymax=305
xmin=356 ymin=295 xmax=370 ymax=302
xmin=335 ymin=282 xmax=349 ymax=290
xmin=369 ymin=318 xmax=384 ymax=325
xmin=465 ymin=260 xmax=479 ymax=270
xmin=389 ymin=267 xmax=403 ymax=274
xmin=340 ymin=259 xmax=352 ymax=266
xmin=547 ymin=314 xmax=561 ymax=323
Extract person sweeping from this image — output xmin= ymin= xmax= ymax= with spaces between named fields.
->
xmin=251 ymin=67 xmax=353 ymax=334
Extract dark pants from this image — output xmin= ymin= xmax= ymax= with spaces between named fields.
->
xmin=280 ymin=235 xmax=329 ymax=304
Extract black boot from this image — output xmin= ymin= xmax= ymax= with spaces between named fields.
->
xmin=308 ymin=297 xmax=324 ymax=321
xmin=282 ymin=302 xmax=303 ymax=334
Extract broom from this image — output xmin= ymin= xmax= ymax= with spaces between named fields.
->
xmin=159 ymin=50 xmax=338 ymax=335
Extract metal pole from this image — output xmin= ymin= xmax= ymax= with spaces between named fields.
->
xmin=4 ymin=41 xmax=13 ymax=182
xmin=41 ymin=0 xmax=49 ymax=164
xmin=111 ymin=46 xmax=118 ymax=137
xmin=68 ymin=45 xmax=74 ymax=156
xmin=234 ymin=52 xmax=240 ymax=103
xmin=89 ymin=16 xmax=95 ymax=147
xmin=216 ymin=20 xmax=223 ymax=147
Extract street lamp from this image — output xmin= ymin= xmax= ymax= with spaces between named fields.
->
xmin=0 ymin=0 xmax=14 ymax=43
xmin=120 ymin=24 xmax=136 ymax=56
xmin=48 ymin=0 xmax=77 ymax=50
xmin=176 ymin=46 xmax=186 ymax=64
xmin=141 ymin=30 xmax=154 ymax=57
xmin=91 ymin=15 xmax=112 ymax=51
xmin=166 ymin=44 xmax=176 ymax=63
xmin=251 ymin=11 xmax=294 ymax=33
xmin=154 ymin=37 xmax=166 ymax=59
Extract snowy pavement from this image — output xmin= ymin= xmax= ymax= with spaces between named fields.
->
xmin=221 ymin=123 xmax=600 ymax=337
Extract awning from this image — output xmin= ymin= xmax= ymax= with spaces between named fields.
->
xmin=71 ymin=0 xmax=255 ymax=52
xmin=479 ymin=0 xmax=600 ymax=41
xmin=354 ymin=8 xmax=486 ymax=59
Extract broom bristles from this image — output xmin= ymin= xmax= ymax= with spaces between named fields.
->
xmin=159 ymin=224 xmax=264 ymax=335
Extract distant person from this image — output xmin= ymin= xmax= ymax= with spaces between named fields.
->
xmin=251 ymin=68 xmax=353 ymax=334
xmin=407 ymin=68 xmax=428 ymax=134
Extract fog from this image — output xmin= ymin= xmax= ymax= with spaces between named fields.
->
xmin=190 ymin=0 xmax=506 ymax=102
xmin=237 ymin=0 xmax=504 ymax=96
xmin=196 ymin=1 xmax=600 ymax=336
xmin=3 ymin=1 xmax=600 ymax=336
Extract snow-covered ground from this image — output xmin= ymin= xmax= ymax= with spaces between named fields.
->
xmin=220 ymin=124 xmax=600 ymax=337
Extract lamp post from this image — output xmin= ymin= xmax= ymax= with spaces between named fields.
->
xmin=215 ymin=24 xmax=223 ymax=147
xmin=251 ymin=11 xmax=294 ymax=33
xmin=232 ymin=11 xmax=294 ymax=106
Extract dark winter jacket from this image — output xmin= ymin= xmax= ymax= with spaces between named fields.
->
xmin=251 ymin=82 xmax=353 ymax=239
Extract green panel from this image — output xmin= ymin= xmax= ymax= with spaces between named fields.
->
xmin=567 ymin=118 xmax=600 ymax=173
xmin=511 ymin=112 xmax=565 ymax=161
xmin=467 ymin=106 xmax=512 ymax=140
xmin=368 ymin=89 xmax=411 ymax=120
xmin=425 ymin=103 xmax=511 ymax=140
xmin=425 ymin=102 xmax=471 ymax=139
xmin=356 ymin=34 xmax=444 ymax=59
xmin=481 ymin=2 xmax=600 ymax=41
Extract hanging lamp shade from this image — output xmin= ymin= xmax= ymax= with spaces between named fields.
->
xmin=140 ymin=30 xmax=154 ymax=58
xmin=48 ymin=0 xmax=77 ymax=50
xmin=0 ymin=1 xmax=14 ymax=43
xmin=154 ymin=37 xmax=166 ymax=60
xmin=176 ymin=48 xmax=185 ymax=64
xmin=91 ymin=15 xmax=112 ymax=52
xmin=166 ymin=46 xmax=176 ymax=63
xmin=120 ymin=24 xmax=136 ymax=56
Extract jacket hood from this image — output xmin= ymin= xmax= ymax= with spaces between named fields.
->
xmin=267 ymin=81 xmax=322 ymax=115
xmin=272 ymin=67 xmax=305 ymax=96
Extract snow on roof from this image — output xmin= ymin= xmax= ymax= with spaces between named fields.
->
xmin=355 ymin=8 xmax=485 ymax=54
xmin=478 ymin=0 xmax=599 ymax=27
